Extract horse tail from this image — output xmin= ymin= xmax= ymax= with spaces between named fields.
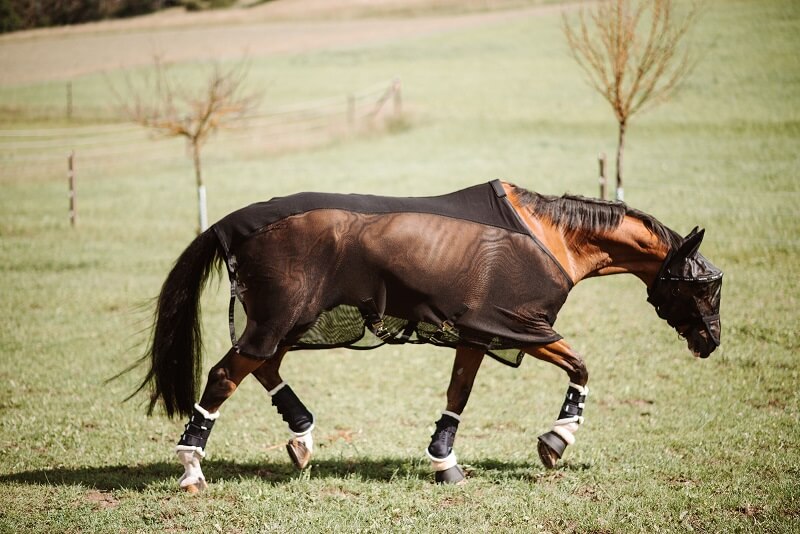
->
xmin=138 ymin=228 xmax=224 ymax=419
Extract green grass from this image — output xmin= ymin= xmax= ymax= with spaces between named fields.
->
xmin=1 ymin=0 xmax=799 ymax=531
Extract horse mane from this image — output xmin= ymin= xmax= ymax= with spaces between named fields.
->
xmin=511 ymin=185 xmax=682 ymax=249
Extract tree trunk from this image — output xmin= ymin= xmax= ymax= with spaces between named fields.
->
xmin=615 ymin=120 xmax=626 ymax=201
xmin=192 ymin=141 xmax=208 ymax=234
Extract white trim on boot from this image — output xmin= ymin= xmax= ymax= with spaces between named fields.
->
xmin=426 ymin=449 xmax=458 ymax=472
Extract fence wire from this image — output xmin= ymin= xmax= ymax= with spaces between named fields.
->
xmin=0 ymin=79 xmax=402 ymax=165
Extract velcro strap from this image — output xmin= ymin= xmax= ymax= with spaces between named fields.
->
xmin=557 ymin=384 xmax=587 ymax=420
xmin=490 ymin=179 xmax=506 ymax=198
xmin=397 ymin=321 xmax=417 ymax=343
xmin=178 ymin=408 xmax=216 ymax=449
xmin=178 ymin=432 xmax=208 ymax=449
xmin=559 ymin=403 xmax=582 ymax=418
xmin=360 ymin=298 xmax=393 ymax=341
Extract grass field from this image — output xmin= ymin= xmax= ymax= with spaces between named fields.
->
xmin=1 ymin=0 xmax=798 ymax=532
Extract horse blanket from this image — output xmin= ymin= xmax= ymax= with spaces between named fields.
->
xmin=212 ymin=180 xmax=574 ymax=367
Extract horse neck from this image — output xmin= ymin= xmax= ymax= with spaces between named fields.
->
xmin=503 ymin=184 xmax=670 ymax=286
xmin=563 ymin=215 xmax=670 ymax=286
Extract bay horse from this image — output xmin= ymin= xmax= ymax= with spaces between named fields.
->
xmin=134 ymin=180 xmax=722 ymax=491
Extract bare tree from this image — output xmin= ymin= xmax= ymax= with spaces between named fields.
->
xmin=113 ymin=57 xmax=258 ymax=232
xmin=563 ymin=0 xmax=701 ymax=200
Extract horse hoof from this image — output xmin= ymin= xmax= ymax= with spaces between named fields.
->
xmin=286 ymin=438 xmax=311 ymax=470
xmin=182 ymin=479 xmax=207 ymax=494
xmin=537 ymin=431 xmax=567 ymax=469
xmin=537 ymin=440 xmax=559 ymax=469
xmin=435 ymin=464 xmax=467 ymax=485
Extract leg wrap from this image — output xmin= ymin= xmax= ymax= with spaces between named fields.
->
xmin=426 ymin=412 xmax=464 ymax=483
xmin=551 ymin=382 xmax=588 ymax=445
xmin=269 ymin=382 xmax=314 ymax=434
xmin=537 ymin=383 xmax=588 ymax=467
xmin=557 ymin=382 xmax=588 ymax=422
xmin=427 ymin=411 xmax=460 ymax=459
xmin=176 ymin=403 xmax=219 ymax=453
xmin=175 ymin=404 xmax=218 ymax=490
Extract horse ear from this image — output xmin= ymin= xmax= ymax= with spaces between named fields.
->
xmin=675 ymin=228 xmax=705 ymax=259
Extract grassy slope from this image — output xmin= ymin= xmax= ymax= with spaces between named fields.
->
xmin=0 ymin=0 xmax=798 ymax=532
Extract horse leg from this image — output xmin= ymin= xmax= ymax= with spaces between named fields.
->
xmin=175 ymin=348 xmax=265 ymax=493
xmin=250 ymin=347 xmax=315 ymax=470
xmin=523 ymin=339 xmax=589 ymax=469
xmin=427 ymin=345 xmax=485 ymax=484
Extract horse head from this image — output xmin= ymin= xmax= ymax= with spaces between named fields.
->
xmin=647 ymin=227 xmax=723 ymax=358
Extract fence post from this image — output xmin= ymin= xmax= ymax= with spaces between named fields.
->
xmin=68 ymin=151 xmax=77 ymax=227
xmin=392 ymin=78 xmax=402 ymax=116
xmin=598 ymin=152 xmax=607 ymax=200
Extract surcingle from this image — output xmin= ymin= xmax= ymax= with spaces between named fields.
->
xmin=212 ymin=180 xmax=573 ymax=367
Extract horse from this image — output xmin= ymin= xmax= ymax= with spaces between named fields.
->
xmin=134 ymin=179 xmax=722 ymax=491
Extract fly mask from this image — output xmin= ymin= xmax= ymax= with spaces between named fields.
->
xmin=647 ymin=228 xmax=723 ymax=358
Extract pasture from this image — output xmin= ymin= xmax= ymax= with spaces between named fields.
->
xmin=0 ymin=0 xmax=798 ymax=531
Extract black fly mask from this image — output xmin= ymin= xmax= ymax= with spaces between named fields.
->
xmin=647 ymin=228 xmax=723 ymax=358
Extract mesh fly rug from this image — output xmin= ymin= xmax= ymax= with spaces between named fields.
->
xmin=213 ymin=180 xmax=574 ymax=367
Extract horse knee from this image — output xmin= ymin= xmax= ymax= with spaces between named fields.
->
xmin=563 ymin=351 xmax=588 ymax=386
xmin=198 ymin=349 xmax=265 ymax=411
xmin=570 ymin=366 xmax=588 ymax=386
xmin=202 ymin=367 xmax=236 ymax=402
xmin=208 ymin=367 xmax=229 ymax=385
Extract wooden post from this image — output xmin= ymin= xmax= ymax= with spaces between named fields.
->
xmin=347 ymin=94 xmax=355 ymax=130
xmin=392 ymin=78 xmax=402 ymax=116
xmin=598 ymin=152 xmax=607 ymax=200
xmin=68 ymin=151 xmax=77 ymax=227
xmin=66 ymin=81 xmax=73 ymax=122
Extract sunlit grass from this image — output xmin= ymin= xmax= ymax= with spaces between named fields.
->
xmin=0 ymin=0 xmax=798 ymax=531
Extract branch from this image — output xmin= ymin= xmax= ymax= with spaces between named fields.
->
xmin=109 ymin=56 xmax=261 ymax=146
xmin=562 ymin=0 xmax=702 ymax=124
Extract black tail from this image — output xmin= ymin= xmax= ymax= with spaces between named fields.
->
xmin=136 ymin=228 xmax=223 ymax=419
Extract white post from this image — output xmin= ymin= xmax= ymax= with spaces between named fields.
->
xmin=598 ymin=152 xmax=607 ymax=200
xmin=198 ymin=185 xmax=208 ymax=232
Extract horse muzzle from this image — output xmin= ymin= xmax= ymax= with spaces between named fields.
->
xmin=687 ymin=316 xmax=721 ymax=358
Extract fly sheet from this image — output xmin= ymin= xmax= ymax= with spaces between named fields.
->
xmin=212 ymin=180 xmax=573 ymax=367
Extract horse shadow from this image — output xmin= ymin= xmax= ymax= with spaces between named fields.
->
xmin=0 ymin=457 xmax=592 ymax=491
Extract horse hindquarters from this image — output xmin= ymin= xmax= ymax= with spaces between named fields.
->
xmin=175 ymin=219 xmax=330 ymax=489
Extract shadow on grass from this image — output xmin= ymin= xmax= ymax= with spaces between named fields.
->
xmin=0 ymin=457 xmax=591 ymax=491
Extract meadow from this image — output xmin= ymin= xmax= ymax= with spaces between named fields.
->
xmin=0 ymin=0 xmax=798 ymax=531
